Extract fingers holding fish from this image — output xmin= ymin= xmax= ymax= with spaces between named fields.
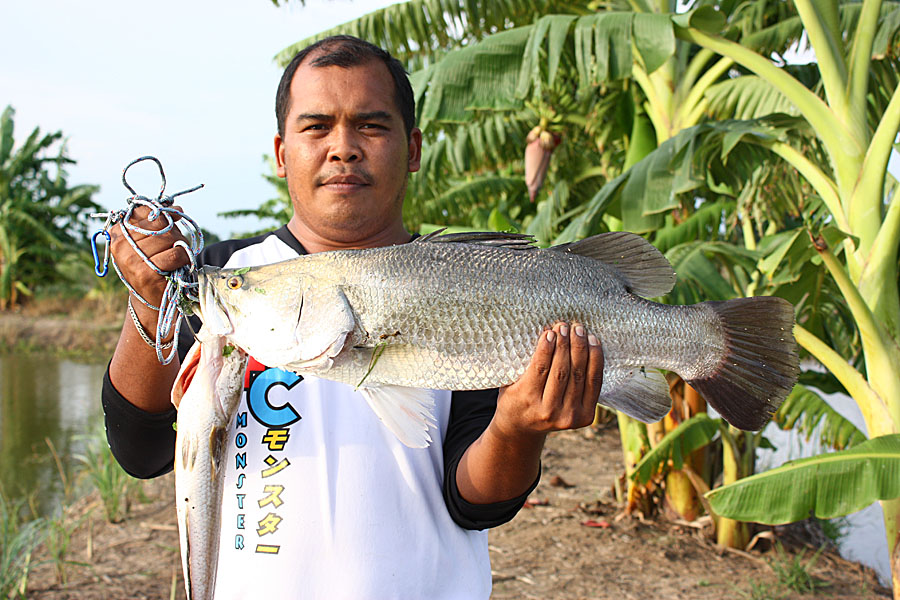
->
xmin=495 ymin=321 xmax=602 ymax=436
xmin=545 ymin=322 xmax=601 ymax=431
xmin=583 ymin=331 xmax=604 ymax=417
xmin=563 ymin=323 xmax=603 ymax=428
xmin=542 ymin=322 xmax=573 ymax=410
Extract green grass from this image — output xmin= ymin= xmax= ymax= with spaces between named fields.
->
xmin=0 ymin=492 xmax=45 ymax=599
xmin=736 ymin=580 xmax=788 ymax=600
xmin=74 ymin=429 xmax=145 ymax=523
xmin=44 ymin=508 xmax=91 ymax=585
xmin=767 ymin=542 xmax=828 ymax=594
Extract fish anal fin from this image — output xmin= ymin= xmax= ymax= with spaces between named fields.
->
xmin=358 ymin=385 xmax=438 ymax=448
xmin=598 ymin=367 xmax=671 ymax=423
xmin=556 ymin=232 xmax=676 ymax=298
xmin=181 ymin=511 xmax=192 ymax=600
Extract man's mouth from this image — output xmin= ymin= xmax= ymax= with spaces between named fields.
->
xmin=319 ymin=174 xmax=370 ymax=191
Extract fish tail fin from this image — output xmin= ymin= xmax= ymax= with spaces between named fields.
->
xmin=686 ymin=297 xmax=798 ymax=431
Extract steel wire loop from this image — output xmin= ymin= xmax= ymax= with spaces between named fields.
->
xmin=90 ymin=156 xmax=205 ymax=364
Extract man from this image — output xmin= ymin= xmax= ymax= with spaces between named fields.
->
xmin=102 ymin=35 xmax=604 ymax=598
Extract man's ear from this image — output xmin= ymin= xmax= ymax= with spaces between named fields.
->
xmin=407 ymin=127 xmax=422 ymax=173
xmin=274 ymin=133 xmax=286 ymax=178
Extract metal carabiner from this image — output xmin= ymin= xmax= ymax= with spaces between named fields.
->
xmin=91 ymin=230 xmax=112 ymax=277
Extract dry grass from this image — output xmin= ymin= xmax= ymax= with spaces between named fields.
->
xmin=0 ymin=294 xmax=125 ymax=357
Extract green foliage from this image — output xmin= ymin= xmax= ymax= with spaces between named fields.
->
xmin=44 ymin=509 xmax=89 ymax=585
xmin=0 ymin=493 xmax=44 ymax=599
xmin=219 ymin=156 xmax=290 ymax=238
xmin=706 ymin=434 xmax=900 ymax=523
xmin=631 ymin=414 xmax=720 ymax=484
xmin=0 ymin=106 xmax=100 ymax=309
xmin=774 ymin=384 xmax=867 ymax=450
xmin=273 ymin=0 xmax=592 ymax=72
xmin=74 ymin=430 xmax=144 ymax=523
xmin=704 ymin=75 xmax=800 ymax=120
xmin=767 ymin=542 xmax=828 ymax=594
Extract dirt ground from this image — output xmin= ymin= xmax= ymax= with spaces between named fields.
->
xmin=23 ymin=425 xmax=889 ymax=600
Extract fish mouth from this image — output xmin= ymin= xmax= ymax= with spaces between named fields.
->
xmin=197 ymin=273 xmax=235 ymax=336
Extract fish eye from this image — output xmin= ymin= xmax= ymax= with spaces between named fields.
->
xmin=226 ymin=276 xmax=243 ymax=290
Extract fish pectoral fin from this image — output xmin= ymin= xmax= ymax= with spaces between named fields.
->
xmin=295 ymin=286 xmax=356 ymax=363
xmin=357 ymin=385 xmax=438 ymax=448
xmin=598 ymin=367 xmax=671 ymax=423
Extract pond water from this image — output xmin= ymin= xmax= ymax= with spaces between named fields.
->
xmin=0 ymin=354 xmax=890 ymax=584
xmin=0 ymin=353 xmax=106 ymax=516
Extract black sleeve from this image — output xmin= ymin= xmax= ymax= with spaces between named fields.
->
xmin=442 ymin=389 xmax=540 ymax=530
xmin=101 ymin=314 xmax=200 ymax=478
xmin=102 ymin=365 xmax=177 ymax=479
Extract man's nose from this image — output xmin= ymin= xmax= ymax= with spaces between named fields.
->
xmin=327 ymin=127 xmax=362 ymax=163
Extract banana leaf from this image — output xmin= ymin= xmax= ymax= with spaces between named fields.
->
xmin=631 ymin=413 xmax=720 ymax=485
xmin=706 ymin=434 xmax=900 ymax=523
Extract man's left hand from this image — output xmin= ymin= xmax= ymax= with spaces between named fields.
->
xmin=455 ymin=322 xmax=603 ymax=505
xmin=492 ymin=321 xmax=604 ymax=441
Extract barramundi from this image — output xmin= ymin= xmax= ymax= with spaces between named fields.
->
xmin=171 ymin=331 xmax=247 ymax=600
xmin=196 ymin=231 xmax=798 ymax=447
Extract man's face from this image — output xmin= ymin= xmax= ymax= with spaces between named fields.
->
xmin=275 ymin=58 xmax=422 ymax=246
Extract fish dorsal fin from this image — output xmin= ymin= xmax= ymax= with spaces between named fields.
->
xmin=357 ymin=385 xmax=438 ymax=448
xmin=555 ymin=232 xmax=675 ymax=298
xmin=416 ymin=229 xmax=538 ymax=251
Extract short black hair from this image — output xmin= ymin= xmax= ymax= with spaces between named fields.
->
xmin=275 ymin=35 xmax=415 ymax=139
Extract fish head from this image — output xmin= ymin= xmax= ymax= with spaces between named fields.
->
xmin=198 ymin=262 xmax=310 ymax=366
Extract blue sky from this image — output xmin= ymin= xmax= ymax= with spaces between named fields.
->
xmin=3 ymin=0 xmax=397 ymax=238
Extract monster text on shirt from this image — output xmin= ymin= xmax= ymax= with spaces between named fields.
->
xmin=234 ymin=357 xmax=302 ymax=555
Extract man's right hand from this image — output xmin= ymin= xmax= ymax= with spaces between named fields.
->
xmin=108 ymin=204 xmax=192 ymax=413
xmin=109 ymin=204 xmax=192 ymax=308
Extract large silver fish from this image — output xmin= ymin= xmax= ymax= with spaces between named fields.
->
xmin=197 ymin=231 xmax=798 ymax=447
xmin=171 ymin=331 xmax=248 ymax=600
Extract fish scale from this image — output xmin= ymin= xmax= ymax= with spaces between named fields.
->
xmin=198 ymin=230 xmax=798 ymax=443
xmin=325 ymin=243 xmax=712 ymax=390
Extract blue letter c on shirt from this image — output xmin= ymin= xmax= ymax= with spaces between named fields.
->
xmin=247 ymin=368 xmax=302 ymax=428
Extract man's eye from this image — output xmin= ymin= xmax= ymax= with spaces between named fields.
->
xmin=304 ymin=124 xmax=326 ymax=131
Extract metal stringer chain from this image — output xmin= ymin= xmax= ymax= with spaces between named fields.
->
xmin=90 ymin=156 xmax=205 ymax=364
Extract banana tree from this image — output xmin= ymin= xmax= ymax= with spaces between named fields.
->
xmin=553 ymin=0 xmax=900 ymax=589
xmin=0 ymin=106 xmax=99 ymax=309
xmin=665 ymin=1 xmax=900 ymax=593
xmin=411 ymin=2 xmax=900 ymax=553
